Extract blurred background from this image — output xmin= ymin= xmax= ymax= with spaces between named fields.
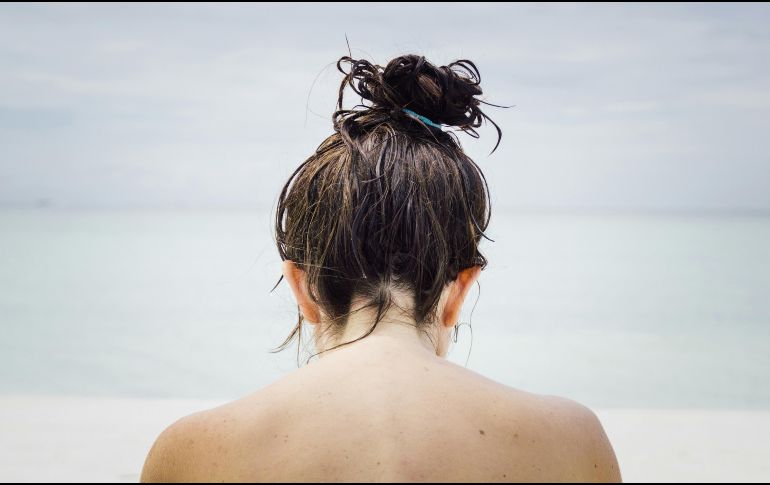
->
xmin=1 ymin=3 xmax=769 ymax=483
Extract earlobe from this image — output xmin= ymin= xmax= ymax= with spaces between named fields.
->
xmin=281 ymin=260 xmax=321 ymax=324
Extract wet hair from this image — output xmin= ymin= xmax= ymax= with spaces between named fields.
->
xmin=274 ymin=53 xmax=503 ymax=358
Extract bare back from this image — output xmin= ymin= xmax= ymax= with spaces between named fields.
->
xmin=141 ymin=337 xmax=621 ymax=482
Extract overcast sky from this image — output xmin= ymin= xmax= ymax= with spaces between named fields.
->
xmin=1 ymin=3 xmax=769 ymax=211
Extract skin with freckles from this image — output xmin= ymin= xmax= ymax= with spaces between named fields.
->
xmin=140 ymin=263 xmax=622 ymax=483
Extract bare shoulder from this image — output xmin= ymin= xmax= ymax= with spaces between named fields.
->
xmin=439 ymin=363 xmax=621 ymax=481
xmin=139 ymin=409 xmax=211 ymax=483
xmin=534 ymin=394 xmax=622 ymax=482
xmin=139 ymin=403 xmax=241 ymax=483
xmin=139 ymin=388 xmax=278 ymax=483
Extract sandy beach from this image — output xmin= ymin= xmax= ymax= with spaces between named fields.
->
xmin=0 ymin=396 xmax=768 ymax=482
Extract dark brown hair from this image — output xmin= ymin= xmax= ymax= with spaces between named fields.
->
xmin=274 ymin=54 xmax=502 ymax=359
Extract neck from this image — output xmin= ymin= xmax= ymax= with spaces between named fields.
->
xmin=314 ymin=299 xmax=447 ymax=358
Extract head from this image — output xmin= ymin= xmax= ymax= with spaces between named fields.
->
xmin=274 ymin=53 xmax=502 ymax=360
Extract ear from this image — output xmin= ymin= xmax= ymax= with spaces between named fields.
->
xmin=281 ymin=260 xmax=321 ymax=325
xmin=440 ymin=266 xmax=481 ymax=329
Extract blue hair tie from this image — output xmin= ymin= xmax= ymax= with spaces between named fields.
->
xmin=402 ymin=108 xmax=443 ymax=130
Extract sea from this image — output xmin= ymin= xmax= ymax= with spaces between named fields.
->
xmin=1 ymin=209 xmax=768 ymax=409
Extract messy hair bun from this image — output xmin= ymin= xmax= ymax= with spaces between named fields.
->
xmin=334 ymin=54 xmax=503 ymax=152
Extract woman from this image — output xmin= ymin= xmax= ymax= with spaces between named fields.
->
xmin=140 ymin=54 xmax=621 ymax=483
